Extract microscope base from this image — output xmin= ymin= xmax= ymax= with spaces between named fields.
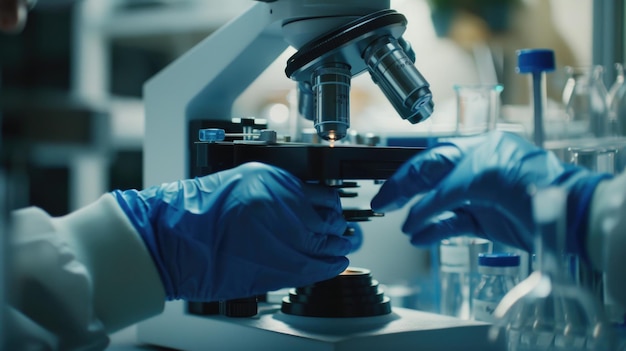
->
xmin=136 ymin=301 xmax=503 ymax=350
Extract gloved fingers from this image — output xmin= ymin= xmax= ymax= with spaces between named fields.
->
xmin=295 ymin=184 xmax=347 ymax=236
xmin=401 ymin=158 xmax=508 ymax=233
xmin=301 ymin=183 xmax=344 ymax=211
xmin=304 ymin=205 xmax=347 ymax=237
xmin=370 ymin=133 xmax=493 ymax=213
xmin=371 ymin=144 xmax=463 ymax=213
xmin=404 ymin=185 xmax=534 ymax=252
xmin=304 ymin=233 xmax=352 ymax=257
xmin=291 ymin=256 xmax=350 ymax=287
xmin=236 ymin=163 xmax=347 ymax=236
xmin=374 ymin=131 xmax=538 ymax=215
xmin=407 ymin=210 xmax=481 ymax=246
xmin=402 ymin=187 xmax=463 ymax=235
xmin=343 ymin=222 xmax=363 ymax=253
xmin=195 ymin=166 xmax=248 ymax=192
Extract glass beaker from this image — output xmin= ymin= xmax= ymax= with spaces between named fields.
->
xmin=490 ymin=187 xmax=613 ymax=351
xmin=454 ymin=84 xmax=503 ymax=135
xmin=562 ymin=66 xmax=611 ymax=138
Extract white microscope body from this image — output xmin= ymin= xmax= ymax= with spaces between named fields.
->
xmin=140 ymin=1 xmax=500 ymax=349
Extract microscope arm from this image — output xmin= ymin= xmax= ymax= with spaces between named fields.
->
xmin=144 ymin=3 xmax=287 ymax=186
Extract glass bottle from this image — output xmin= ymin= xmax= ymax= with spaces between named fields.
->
xmin=490 ymin=187 xmax=613 ymax=351
xmin=471 ymin=253 xmax=520 ymax=323
xmin=608 ymin=63 xmax=626 ymax=136
xmin=562 ymin=65 xmax=611 ymax=138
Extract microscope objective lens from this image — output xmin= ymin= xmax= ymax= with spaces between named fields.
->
xmin=312 ymin=63 xmax=351 ymax=141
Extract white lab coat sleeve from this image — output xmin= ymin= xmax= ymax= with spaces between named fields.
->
xmin=10 ymin=194 xmax=165 ymax=350
xmin=587 ymin=170 xmax=626 ymax=309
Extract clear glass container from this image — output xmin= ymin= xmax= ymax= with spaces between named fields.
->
xmin=454 ymin=84 xmax=503 ymax=136
xmin=472 ymin=253 xmax=520 ymax=323
xmin=439 ymin=236 xmax=492 ymax=319
xmin=608 ymin=63 xmax=626 ymax=136
xmin=562 ymin=65 xmax=611 ymax=138
xmin=490 ymin=187 xmax=613 ymax=351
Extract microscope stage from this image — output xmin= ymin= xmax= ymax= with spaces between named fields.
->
xmin=195 ymin=141 xmax=424 ymax=182
xmin=137 ymin=301 xmax=503 ymax=350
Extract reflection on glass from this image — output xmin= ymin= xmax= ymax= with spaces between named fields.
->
xmin=608 ymin=63 xmax=626 ymax=136
xmin=454 ymin=84 xmax=503 ymax=135
xmin=490 ymin=187 xmax=612 ymax=351
xmin=562 ymin=66 xmax=611 ymax=138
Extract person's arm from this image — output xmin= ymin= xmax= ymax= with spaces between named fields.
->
xmin=587 ymin=171 xmax=626 ymax=307
xmin=10 ymin=195 xmax=165 ymax=350
xmin=9 ymin=162 xmax=355 ymax=350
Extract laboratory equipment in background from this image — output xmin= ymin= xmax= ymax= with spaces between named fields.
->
xmin=138 ymin=1 xmax=500 ymax=349
xmin=608 ymin=63 xmax=626 ymax=136
xmin=471 ymin=253 xmax=520 ymax=323
xmin=545 ymin=136 xmax=626 ymax=177
xmin=516 ymin=49 xmax=555 ymax=148
xmin=454 ymin=84 xmax=503 ymax=135
xmin=569 ymin=146 xmax=619 ymax=179
xmin=438 ymin=237 xmax=492 ymax=320
xmin=567 ymin=145 xmax=625 ymax=325
xmin=492 ymin=187 xmax=613 ymax=351
xmin=542 ymin=132 xmax=626 ymax=333
xmin=562 ymin=65 xmax=611 ymax=139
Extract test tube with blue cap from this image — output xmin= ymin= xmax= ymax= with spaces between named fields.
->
xmin=516 ymin=49 xmax=556 ymax=147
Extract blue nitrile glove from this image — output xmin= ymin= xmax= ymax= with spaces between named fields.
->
xmin=344 ymin=222 xmax=363 ymax=253
xmin=113 ymin=162 xmax=354 ymax=301
xmin=371 ymin=131 xmax=611 ymax=254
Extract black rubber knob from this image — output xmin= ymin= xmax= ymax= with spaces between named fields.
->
xmin=187 ymin=301 xmax=220 ymax=316
xmin=220 ymin=297 xmax=258 ymax=318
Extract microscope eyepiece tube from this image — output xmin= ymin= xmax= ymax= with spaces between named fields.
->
xmin=311 ymin=63 xmax=351 ymax=142
xmin=364 ymin=36 xmax=434 ymax=124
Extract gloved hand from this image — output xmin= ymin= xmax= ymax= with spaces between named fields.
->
xmin=371 ymin=131 xmax=611 ymax=254
xmin=113 ymin=162 xmax=353 ymax=301
xmin=344 ymin=222 xmax=364 ymax=252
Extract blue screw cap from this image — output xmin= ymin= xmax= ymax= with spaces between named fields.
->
xmin=478 ymin=253 xmax=520 ymax=267
xmin=199 ymin=128 xmax=226 ymax=142
xmin=516 ymin=48 xmax=555 ymax=74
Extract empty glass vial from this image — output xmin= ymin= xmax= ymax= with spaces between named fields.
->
xmin=562 ymin=65 xmax=611 ymax=138
xmin=608 ymin=63 xmax=626 ymax=136
xmin=471 ymin=253 xmax=520 ymax=323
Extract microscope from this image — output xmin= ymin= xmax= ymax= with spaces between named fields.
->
xmin=138 ymin=1 xmax=501 ymax=349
